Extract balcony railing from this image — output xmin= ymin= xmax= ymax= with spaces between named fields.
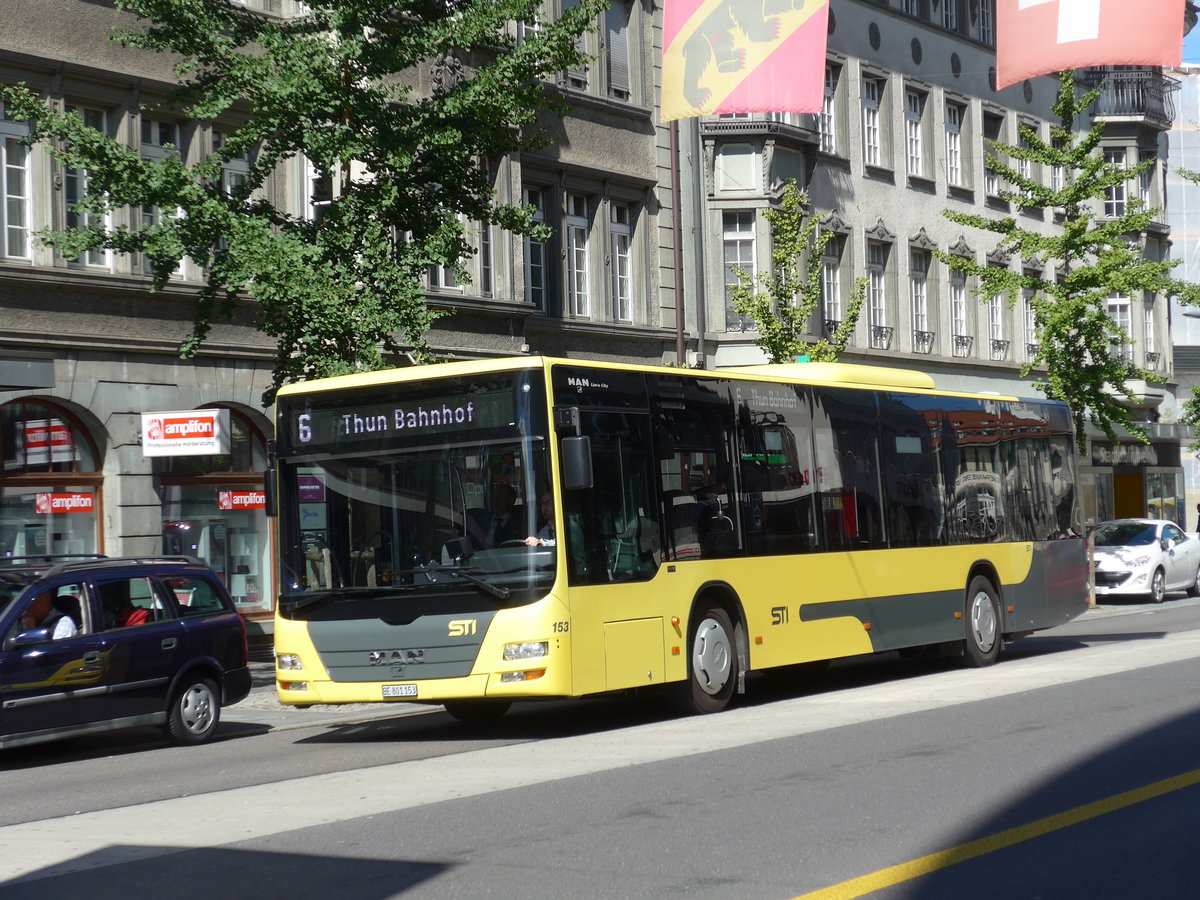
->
xmin=1145 ymin=350 xmax=1160 ymax=370
xmin=990 ymin=338 xmax=1010 ymax=361
xmin=824 ymin=318 xmax=841 ymax=338
xmin=870 ymin=325 xmax=893 ymax=350
xmin=913 ymin=330 xmax=934 ymax=354
xmin=953 ymin=334 xmax=973 ymax=357
xmin=1082 ymin=67 xmax=1179 ymax=130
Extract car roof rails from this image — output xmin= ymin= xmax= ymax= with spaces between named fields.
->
xmin=0 ymin=554 xmax=107 ymax=568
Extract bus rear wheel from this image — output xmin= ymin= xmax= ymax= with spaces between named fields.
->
xmin=963 ymin=576 xmax=1001 ymax=667
xmin=442 ymin=699 xmax=511 ymax=722
xmin=675 ymin=605 xmax=737 ymax=714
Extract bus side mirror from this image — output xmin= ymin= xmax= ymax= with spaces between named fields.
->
xmin=561 ymin=435 xmax=593 ymax=490
xmin=264 ymin=466 xmax=277 ymax=518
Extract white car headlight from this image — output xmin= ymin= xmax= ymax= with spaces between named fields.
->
xmin=1129 ymin=555 xmax=1152 ymax=568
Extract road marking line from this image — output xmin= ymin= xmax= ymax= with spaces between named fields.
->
xmin=793 ymin=768 xmax=1200 ymax=899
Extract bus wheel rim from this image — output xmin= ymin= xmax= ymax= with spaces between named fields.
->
xmin=693 ymin=618 xmax=732 ymax=695
xmin=970 ymin=590 xmax=996 ymax=653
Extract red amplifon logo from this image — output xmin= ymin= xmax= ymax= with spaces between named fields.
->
xmin=35 ymin=493 xmax=95 ymax=514
xmin=146 ymin=416 xmax=216 ymax=442
xmin=218 ymin=490 xmax=266 ymax=511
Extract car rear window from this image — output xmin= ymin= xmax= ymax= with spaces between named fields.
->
xmin=164 ymin=575 xmax=229 ymax=616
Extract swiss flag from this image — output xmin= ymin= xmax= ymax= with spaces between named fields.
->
xmin=996 ymin=0 xmax=1182 ymax=89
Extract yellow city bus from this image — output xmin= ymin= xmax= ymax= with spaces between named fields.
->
xmin=271 ymin=357 xmax=1088 ymax=718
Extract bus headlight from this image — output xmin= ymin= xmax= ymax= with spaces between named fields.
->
xmin=500 ymin=670 xmax=545 ymax=683
xmin=277 ymin=653 xmax=303 ymax=671
xmin=503 ymin=641 xmax=549 ymax=661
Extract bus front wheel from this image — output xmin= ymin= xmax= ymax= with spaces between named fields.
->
xmin=675 ymin=605 xmax=738 ymax=715
xmin=963 ymin=576 xmax=1002 ymax=667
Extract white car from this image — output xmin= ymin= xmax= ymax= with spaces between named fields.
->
xmin=1092 ymin=519 xmax=1200 ymax=603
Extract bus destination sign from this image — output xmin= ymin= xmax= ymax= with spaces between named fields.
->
xmin=290 ymin=386 xmax=515 ymax=449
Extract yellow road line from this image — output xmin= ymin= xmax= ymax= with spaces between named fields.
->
xmin=794 ymin=768 xmax=1200 ymax=900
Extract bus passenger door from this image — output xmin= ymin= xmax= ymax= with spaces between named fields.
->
xmin=560 ymin=410 xmax=666 ymax=693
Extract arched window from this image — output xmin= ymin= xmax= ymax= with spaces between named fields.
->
xmin=157 ymin=407 xmax=273 ymax=615
xmin=0 ymin=400 xmax=103 ymax=558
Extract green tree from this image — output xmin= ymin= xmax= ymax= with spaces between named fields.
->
xmin=937 ymin=70 xmax=1200 ymax=450
xmin=0 ymin=0 xmax=603 ymax=402
xmin=730 ymin=180 xmax=866 ymax=363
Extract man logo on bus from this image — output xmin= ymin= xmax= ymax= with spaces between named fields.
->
xmin=448 ymin=619 xmax=477 ymax=637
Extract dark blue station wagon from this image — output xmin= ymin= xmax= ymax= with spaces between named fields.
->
xmin=1 ymin=555 xmax=251 ymax=750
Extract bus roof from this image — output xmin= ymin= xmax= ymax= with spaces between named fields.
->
xmin=274 ymin=356 xmax=1020 ymax=402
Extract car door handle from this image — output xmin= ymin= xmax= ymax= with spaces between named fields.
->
xmin=161 ymin=637 xmax=178 ymax=650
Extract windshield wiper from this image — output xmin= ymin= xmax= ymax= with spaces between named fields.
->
xmin=424 ymin=565 xmax=511 ymax=601
xmin=284 ymin=585 xmax=417 ymax=615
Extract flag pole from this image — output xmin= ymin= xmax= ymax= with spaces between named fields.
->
xmin=670 ymin=118 xmax=686 ymax=365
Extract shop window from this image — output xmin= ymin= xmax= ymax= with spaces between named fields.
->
xmin=158 ymin=407 xmax=271 ymax=615
xmin=0 ymin=401 xmax=103 ymax=559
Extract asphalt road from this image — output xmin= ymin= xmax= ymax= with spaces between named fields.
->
xmin=3 ymin=596 xmax=1200 ymax=898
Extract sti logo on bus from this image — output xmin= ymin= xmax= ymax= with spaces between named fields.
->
xmin=448 ymin=619 xmax=477 ymax=636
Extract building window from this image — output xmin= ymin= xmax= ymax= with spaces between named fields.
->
xmin=1140 ymin=152 xmax=1155 ymax=208
xmin=0 ymin=401 xmax=103 ymax=558
xmin=716 ymin=143 xmax=759 ymax=191
xmin=723 ymin=210 xmax=755 ymax=331
xmin=605 ymin=0 xmax=632 ymax=100
xmin=905 ymin=89 xmax=926 ymax=178
xmin=1016 ymin=127 xmax=1036 ymax=199
xmin=62 ymin=106 xmax=111 ymax=268
xmin=867 ymin=241 xmax=891 ymax=349
xmin=1023 ymin=289 xmax=1039 ymax=361
xmin=978 ymin=0 xmax=994 ymax=44
xmin=862 ymin=76 xmax=885 ymax=168
xmin=1143 ymin=293 xmax=1157 ymax=369
xmin=951 ymin=270 xmax=971 ymax=357
xmin=821 ymin=64 xmax=840 ymax=154
xmin=611 ymin=202 xmax=633 ymax=322
xmin=945 ymin=102 xmax=964 ymax=188
xmin=159 ymin=408 xmax=272 ymax=614
xmin=822 ymin=233 xmax=844 ymax=328
xmin=1 ymin=100 xmax=31 ymax=260
xmin=983 ymin=112 xmax=1004 ymax=197
xmin=566 ymin=192 xmax=591 ymax=318
xmin=304 ymin=156 xmax=333 ymax=227
xmin=942 ymin=0 xmax=958 ymax=31
xmin=1050 ymin=137 xmax=1065 ymax=194
xmin=478 ymin=221 xmax=494 ymax=297
xmin=988 ymin=292 xmax=1007 ymax=359
xmin=1107 ymin=293 xmax=1132 ymax=361
xmin=561 ymin=0 xmax=590 ymax=90
xmin=141 ymin=117 xmax=181 ymax=153
xmin=524 ymin=186 xmax=549 ymax=310
xmin=1104 ymin=149 xmax=1127 ymax=217
xmin=910 ymin=249 xmax=932 ymax=353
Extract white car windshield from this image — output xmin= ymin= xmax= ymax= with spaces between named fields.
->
xmin=1094 ymin=524 xmax=1158 ymax=547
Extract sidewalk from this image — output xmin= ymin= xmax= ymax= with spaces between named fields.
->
xmin=222 ymin=661 xmax=436 ymax=731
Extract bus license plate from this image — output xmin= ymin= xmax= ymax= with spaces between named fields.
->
xmin=382 ymin=684 xmax=417 ymax=698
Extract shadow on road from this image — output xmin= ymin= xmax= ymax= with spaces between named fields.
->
xmin=0 ymin=846 xmax=446 ymax=899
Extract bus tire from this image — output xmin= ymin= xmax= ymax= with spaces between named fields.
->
xmin=674 ymin=604 xmax=737 ymax=714
xmin=443 ymin=699 xmax=511 ymax=722
xmin=963 ymin=576 xmax=1001 ymax=668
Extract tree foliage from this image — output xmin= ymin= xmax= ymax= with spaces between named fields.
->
xmin=730 ymin=181 xmax=866 ymax=363
xmin=0 ymin=0 xmax=603 ymax=402
xmin=936 ymin=70 xmax=1200 ymax=450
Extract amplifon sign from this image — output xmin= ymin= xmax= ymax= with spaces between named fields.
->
xmin=35 ymin=492 xmax=95 ymax=514
xmin=142 ymin=409 xmax=231 ymax=457
xmin=17 ymin=418 xmax=75 ymax=467
xmin=218 ymin=490 xmax=266 ymax=511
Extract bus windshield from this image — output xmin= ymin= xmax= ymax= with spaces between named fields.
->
xmin=275 ymin=371 xmax=553 ymax=614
